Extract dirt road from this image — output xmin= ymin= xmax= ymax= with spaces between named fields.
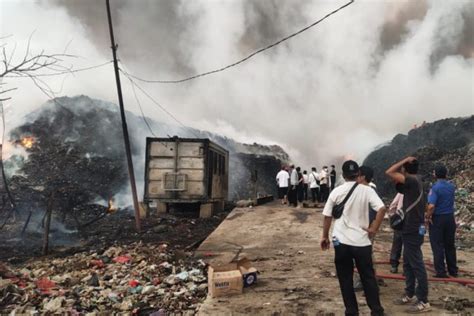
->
xmin=196 ymin=202 xmax=474 ymax=315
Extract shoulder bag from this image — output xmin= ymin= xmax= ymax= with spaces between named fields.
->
xmin=332 ymin=182 xmax=358 ymax=219
xmin=390 ymin=178 xmax=423 ymax=230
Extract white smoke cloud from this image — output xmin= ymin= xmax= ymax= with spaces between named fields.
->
xmin=1 ymin=0 xmax=473 ymax=171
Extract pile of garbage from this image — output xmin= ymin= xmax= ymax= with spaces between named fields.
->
xmin=364 ymin=116 xmax=474 ymax=248
xmin=4 ymin=95 xmax=287 ymax=209
xmin=364 ymin=116 xmax=474 ymax=197
xmin=0 ymin=242 xmax=209 ymax=314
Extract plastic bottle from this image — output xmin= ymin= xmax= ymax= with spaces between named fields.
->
xmin=419 ymin=224 xmax=426 ymax=236
xmin=332 ymin=236 xmax=340 ymax=247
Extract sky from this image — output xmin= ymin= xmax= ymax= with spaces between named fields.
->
xmin=1 ymin=0 xmax=473 ymax=168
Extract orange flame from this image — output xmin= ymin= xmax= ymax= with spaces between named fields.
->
xmin=107 ymin=198 xmax=117 ymax=213
xmin=21 ymin=137 xmax=35 ymax=149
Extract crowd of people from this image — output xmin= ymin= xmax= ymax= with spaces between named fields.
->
xmin=275 ymin=164 xmax=337 ymax=207
xmin=278 ymin=157 xmax=458 ymax=315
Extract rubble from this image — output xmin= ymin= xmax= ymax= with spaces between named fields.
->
xmin=364 ymin=116 xmax=474 ymax=248
xmin=0 ymin=242 xmax=209 ymax=314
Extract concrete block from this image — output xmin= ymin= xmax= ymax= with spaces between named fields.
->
xmin=200 ymin=203 xmax=213 ymax=218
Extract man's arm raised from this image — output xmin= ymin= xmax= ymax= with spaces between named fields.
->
xmin=385 ymin=156 xmax=416 ymax=184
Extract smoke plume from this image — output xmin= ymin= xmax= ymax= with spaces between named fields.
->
xmin=2 ymin=0 xmax=473 ymax=170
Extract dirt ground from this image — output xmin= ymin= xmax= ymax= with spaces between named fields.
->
xmin=195 ymin=202 xmax=474 ymax=315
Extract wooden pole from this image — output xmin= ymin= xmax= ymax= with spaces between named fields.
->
xmin=105 ymin=0 xmax=141 ymax=232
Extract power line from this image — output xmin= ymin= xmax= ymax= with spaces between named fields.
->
xmin=124 ymin=75 xmax=157 ymax=137
xmin=124 ymin=0 xmax=354 ymax=84
xmin=119 ymin=68 xmax=200 ymax=138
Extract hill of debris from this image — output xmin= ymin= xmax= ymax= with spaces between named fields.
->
xmin=363 ymin=116 xmax=474 ymax=247
xmin=364 ymin=116 xmax=473 ymax=197
xmin=5 ymin=95 xmax=289 ymax=208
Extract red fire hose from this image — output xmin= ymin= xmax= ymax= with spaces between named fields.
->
xmin=357 ymin=260 xmax=474 ymax=287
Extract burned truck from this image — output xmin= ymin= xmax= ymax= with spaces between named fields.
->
xmin=144 ymin=137 xmax=229 ymax=217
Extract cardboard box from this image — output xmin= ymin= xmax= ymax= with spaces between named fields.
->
xmin=207 ymin=258 xmax=258 ymax=298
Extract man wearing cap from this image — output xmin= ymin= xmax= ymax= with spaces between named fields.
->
xmin=386 ymin=157 xmax=430 ymax=313
xmin=426 ymin=164 xmax=458 ymax=278
xmin=321 ymin=160 xmax=386 ymax=316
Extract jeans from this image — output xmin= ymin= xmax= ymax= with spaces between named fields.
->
xmin=320 ymin=184 xmax=329 ymax=202
xmin=429 ymin=214 xmax=458 ymax=276
xmin=288 ymin=186 xmax=297 ymax=206
xmin=403 ymin=233 xmax=428 ymax=303
xmin=390 ymin=230 xmax=403 ymax=267
xmin=335 ymin=243 xmax=384 ymax=316
xmin=310 ymin=187 xmax=319 ymax=203
xmin=297 ymin=185 xmax=304 ymax=203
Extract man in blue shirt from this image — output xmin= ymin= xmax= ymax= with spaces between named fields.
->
xmin=426 ymin=164 xmax=458 ymax=278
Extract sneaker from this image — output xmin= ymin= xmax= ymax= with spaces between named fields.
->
xmin=432 ymin=273 xmax=448 ymax=278
xmin=394 ymin=295 xmax=417 ymax=305
xmin=390 ymin=266 xmax=398 ymax=274
xmin=406 ymin=301 xmax=431 ymax=313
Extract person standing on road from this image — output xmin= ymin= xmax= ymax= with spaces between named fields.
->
xmin=320 ymin=166 xmax=330 ymax=202
xmin=303 ymin=170 xmax=309 ymax=201
xmin=296 ymin=167 xmax=304 ymax=206
xmin=330 ymin=165 xmax=336 ymax=191
xmin=353 ymin=165 xmax=381 ymax=291
xmin=288 ymin=165 xmax=298 ymax=207
xmin=321 ymin=160 xmax=386 ymax=316
xmin=388 ymin=186 xmax=404 ymax=274
xmin=386 ymin=157 xmax=430 ymax=313
xmin=309 ymin=167 xmax=320 ymax=203
xmin=426 ymin=164 xmax=458 ymax=278
xmin=276 ymin=166 xmax=290 ymax=205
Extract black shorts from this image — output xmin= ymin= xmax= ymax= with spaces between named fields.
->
xmin=278 ymin=187 xmax=288 ymax=199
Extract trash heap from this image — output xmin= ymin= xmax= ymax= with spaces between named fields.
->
xmin=0 ymin=242 xmax=208 ymax=315
xmin=364 ymin=116 xmax=474 ymax=248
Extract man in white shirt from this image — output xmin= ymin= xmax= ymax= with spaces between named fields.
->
xmin=288 ymin=165 xmax=298 ymax=207
xmin=308 ymin=167 xmax=320 ymax=203
xmin=302 ymin=170 xmax=309 ymax=201
xmin=321 ymin=160 xmax=386 ymax=316
xmin=320 ymin=166 xmax=331 ymax=202
xmin=275 ymin=166 xmax=290 ymax=204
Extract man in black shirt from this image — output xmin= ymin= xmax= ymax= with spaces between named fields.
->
xmin=386 ymin=157 xmax=430 ymax=313
xmin=330 ymin=165 xmax=336 ymax=191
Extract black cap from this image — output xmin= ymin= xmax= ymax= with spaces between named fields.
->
xmin=342 ymin=160 xmax=359 ymax=176
xmin=434 ymin=165 xmax=447 ymax=178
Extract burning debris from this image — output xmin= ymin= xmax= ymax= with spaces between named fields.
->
xmin=19 ymin=137 xmax=35 ymax=149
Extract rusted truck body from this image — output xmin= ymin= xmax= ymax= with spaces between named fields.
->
xmin=143 ymin=137 xmax=228 ymax=217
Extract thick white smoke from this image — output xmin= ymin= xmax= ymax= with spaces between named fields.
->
xmin=1 ymin=0 xmax=473 ymax=169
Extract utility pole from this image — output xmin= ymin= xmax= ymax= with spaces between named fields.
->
xmin=105 ymin=0 xmax=141 ymax=232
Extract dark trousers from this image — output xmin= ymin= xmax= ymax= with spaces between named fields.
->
xmin=303 ymin=184 xmax=308 ymax=200
xmin=288 ymin=186 xmax=297 ymax=206
xmin=429 ymin=214 xmax=458 ymax=276
xmin=297 ymin=185 xmax=304 ymax=203
xmin=320 ymin=184 xmax=329 ymax=202
xmin=390 ymin=230 xmax=403 ymax=267
xmin=335 ymin=243 xmax=384 ymax=316
xmin=310 ymin=187 xmax=319 ymax=203
xmin=403 ymin=233 xmax=428 ymax=303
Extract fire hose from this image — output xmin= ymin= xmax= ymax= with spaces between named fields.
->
xmin=357 ymin=260 xmax=474 ymax=286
